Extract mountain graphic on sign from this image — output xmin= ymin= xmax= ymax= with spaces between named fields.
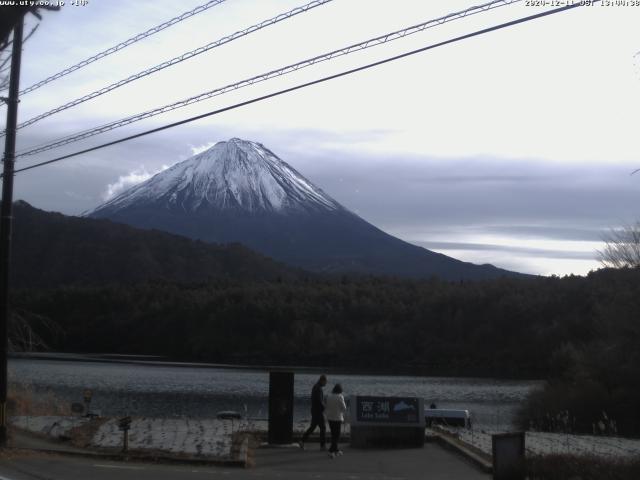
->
xmin=393 ymin=401 xmax=416 ymax=412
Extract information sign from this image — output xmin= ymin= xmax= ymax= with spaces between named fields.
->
xmin=354 ymin=396 xmax=423 ymax=425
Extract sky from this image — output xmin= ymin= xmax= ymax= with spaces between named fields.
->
xmin=2 ymin=0 xmax=639 ymax=276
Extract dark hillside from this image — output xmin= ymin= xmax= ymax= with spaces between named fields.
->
xmin=11 ymin=201 xmax=297 ymax=288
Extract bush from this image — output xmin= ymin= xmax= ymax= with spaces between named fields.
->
xmin=7 ymin=383 xmax=69 ymax=416
xmin=517 ymin=380 xmax=612 ymax=434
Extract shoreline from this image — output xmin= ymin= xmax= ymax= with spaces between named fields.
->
xmin=9 ymin=352 xmax=543 ymax=382
xmin=11 ymin=415 xmax=640 ymax=463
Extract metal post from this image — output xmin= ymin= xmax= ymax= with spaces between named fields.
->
xmin=0 ymin=18 xmax=24 ymax=447
xmin=118 ymin=416 xmax=131 ymax=453
xmin=122 ymin=429 xmax=129 ymax=453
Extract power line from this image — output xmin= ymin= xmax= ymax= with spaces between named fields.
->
xmin=16 ymin=0 xmax=522 ymax=158
xmin=8 ymin=0 xmax=334 ymax=134
xmin=19 ymin=0 xmax=227 ymax=96
xmin=11 ymin=3 xmax=588 ymax=176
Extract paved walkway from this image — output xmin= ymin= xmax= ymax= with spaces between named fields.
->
xmin=254 ymin=444 xmax=489 ymax=479
xmin=2 ymin=431 xmax=489 ymax=480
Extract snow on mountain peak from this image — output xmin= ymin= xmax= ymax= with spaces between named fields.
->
xmin=90 ymin=138 xmax=342 ymax=215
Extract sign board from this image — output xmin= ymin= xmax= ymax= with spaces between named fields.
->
xmin=71 ymin=402 xmax=86 ymax=416
xmin=118 ymin=416 xmax=132 ymax=431
xmin=351 ymin=396 xmax=425 ymax=427
xmin=83 ymin=389 xmax=93 ymax=403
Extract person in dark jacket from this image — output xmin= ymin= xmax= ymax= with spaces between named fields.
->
xmin=299 ymin=374 xmax=327 ymax=449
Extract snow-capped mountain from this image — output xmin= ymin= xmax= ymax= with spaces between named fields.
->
xmin=88 ymin=138 xmax=519 ymax=280
xmin=96 ymin=138 xmax=341 ymax=215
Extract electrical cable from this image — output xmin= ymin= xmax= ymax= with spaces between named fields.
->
xmin=19 ymin=0 xmax=227 ymax=96
xmin=10 ymin=2 xmax=589 ymax=176
xmin=9 ymin=0 xmax=334 ymax=134
xmin=15 ymin=0 xmax=522 ymax=157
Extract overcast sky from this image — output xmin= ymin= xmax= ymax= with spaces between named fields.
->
xmin=2 ymin=0 xmax=639 ymax=276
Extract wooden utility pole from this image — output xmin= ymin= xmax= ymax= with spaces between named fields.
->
xmin=0 ymin=17 xmax=23 ymax=447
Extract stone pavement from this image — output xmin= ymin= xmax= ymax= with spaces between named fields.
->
xmin=254 ymin=443 xmax=489 ymax=480
xmin=6 ymin=418 xmax=491 ymax=479
xmin=0 ymin=440 xmax=489 ymax=480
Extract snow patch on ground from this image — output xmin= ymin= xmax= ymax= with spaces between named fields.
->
xmin=11 ymin=416 xmax=88 ymax=438
xmin=92 ymin=418 xmax=233 ymax=457
xmin=10 ymin=416 xmax=322 ymax=459
xmin=439 ymin=426 xmax=640 ymax=459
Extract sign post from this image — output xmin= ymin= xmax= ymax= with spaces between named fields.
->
xmin=118 ymin=416 xmax=132 ymax=453
xmin=83 ymin=388 xmax=93 ymax=415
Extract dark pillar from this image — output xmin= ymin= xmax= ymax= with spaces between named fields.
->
xmin=268 ymin=371 xmax=294 ymax=444
xmin=492 ymin=432 xmax=525 ymax=480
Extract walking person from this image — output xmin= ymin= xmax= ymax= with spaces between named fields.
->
xmin=300 ymin=374 xmax=327 ymax=450
xmin=325 ymin=383 xmax=347 ymax=458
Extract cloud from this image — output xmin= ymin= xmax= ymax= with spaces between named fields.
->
xmin=102 ymin=164 xmax=172 ymax=201
xmin=189 ymin=142 xmax=217 ymax=156
xmin=480 ymin=225 xmax=603 ymax=243
xmin=415 ymin=241 xmax=597 ymax=261
xmin=12 ymin=123 xmax=638 ymax=276
xmin=63 ymin=190 xmax=93 ymax=202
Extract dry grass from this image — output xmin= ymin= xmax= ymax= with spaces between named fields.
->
xmin=7 ymin=383 xmax=69 ymax=417
xmin=0 ymin=445 xmax=44 ymax=461
xmin=527 ymin=453 xmax=640 ymax=480
xmin=231 ymin=431 xmax=262 ymax=467
xmin=7 ymin=384 xmax=108 ymax=452
xmin=67 ymin=417 xmax=109 ymax=448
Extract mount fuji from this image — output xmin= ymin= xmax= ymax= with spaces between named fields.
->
xmin=88 ymin=138 xmax=517 ymax=280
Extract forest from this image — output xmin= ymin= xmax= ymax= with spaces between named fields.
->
xmin=12 ymin=266 xmax=640 ymax=436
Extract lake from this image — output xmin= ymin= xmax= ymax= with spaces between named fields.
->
xmin=9 ymin=357 xmax=541 ymax=430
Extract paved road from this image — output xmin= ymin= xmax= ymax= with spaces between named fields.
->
xmin=0 ymin=444 xmax=488 ymax=480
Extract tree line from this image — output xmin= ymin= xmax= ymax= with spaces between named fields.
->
xmin=12 ymin=266 xmax=640 ymax=435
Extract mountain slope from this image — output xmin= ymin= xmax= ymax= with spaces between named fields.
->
xmin=89 ymin=138 xmax=520 ymax=280
xmin=12 ymin=201 xmax=297 ymax=288
xmin=96 ymin=139 xmax=341 ymax=214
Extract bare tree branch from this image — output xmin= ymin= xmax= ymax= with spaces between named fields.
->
xmin=0 ymin=38 xmax=12 ymax=52
xmin=597 ymin=222 xmax=640 ymax=269
xmin=0 ymin=54 xmax=11 ymax=71
xmin=0 ymin=78 xmax=8 ymax=93
xmin=8 ymin=309 xmax=62 ymax=352
xmin=0 ymin=5 xmax=59 ymax=53
xmin=0 ymin=22 xmax=42 ymax=93
xmin=23 ymin=23 xmax=39 ymax=44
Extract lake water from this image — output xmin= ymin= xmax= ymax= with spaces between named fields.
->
xmin=9 ymin=358 xmax=541 ymax=430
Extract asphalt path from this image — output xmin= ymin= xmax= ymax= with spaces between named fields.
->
xmin=0 ymin=443 xmax=489 ymax=480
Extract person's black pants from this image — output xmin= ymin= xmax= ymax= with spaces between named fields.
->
xmin=302 ymin=414 xmax=326 ymax=447
xmin=328 ymin=420 xmax=342 ymax=453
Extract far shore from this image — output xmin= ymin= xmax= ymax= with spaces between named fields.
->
xmin=9 ymin=351 xmax=542 ymax=381
xmin=9 ymin=351 xmax=326 ymax=375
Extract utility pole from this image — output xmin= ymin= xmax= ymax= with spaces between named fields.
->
xmin=0 ymin=17 xmax=23 ymax=447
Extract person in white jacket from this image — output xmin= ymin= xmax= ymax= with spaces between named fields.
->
xmin=325 ymin=383 xmax=347 ymax=458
